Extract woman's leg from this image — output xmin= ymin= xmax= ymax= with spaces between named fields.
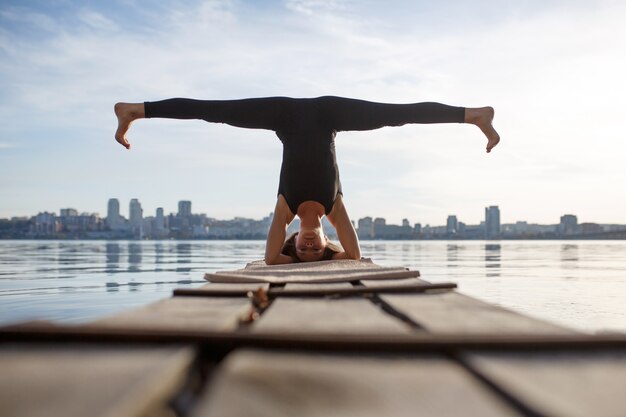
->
xmin=114 ymin=97 xmax=293 ymax=150
xmin=317 ymin=96 xmax=500 ymax=153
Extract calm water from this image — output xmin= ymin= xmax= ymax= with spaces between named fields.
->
xmin=1 ymin=240 xmax=625 ymax=333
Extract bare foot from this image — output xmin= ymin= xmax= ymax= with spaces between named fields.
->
xmin=465 ymin=107 xmax=500 ymax=153
xmin=114 ymin=102 xmax=145 ymax=150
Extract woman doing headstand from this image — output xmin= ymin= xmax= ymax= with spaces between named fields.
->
xmin=114 ymin=96 xmax=500 ymax=264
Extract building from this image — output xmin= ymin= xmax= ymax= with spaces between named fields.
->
xmin=357 ymin=217 xmax=374 ymax=239
xmin=373 ymin=217 xmax=386 ymax=238
xmin=178 ymin=201 xmax=192 ymax=217
xmin=129 ymin=199 xmax=143 ymax=238
xmin=106 ymin=198 xmax=122 ymax=230
xmin=56 ymin=212 xmax=102 ymax=235
xmin=129 ymin=199 xmax=143 ymax=226
xmin=60 ymin=208 xmax=78 ymax=217
xmin=153 ymin=207 xmax=168 ymax=238
xmin=446 ymin=215 xmax=458 ymax=235
xmin=34 ymin=212 xmax=57 ymax=235
xmin=579 ymin=223 xmax=602 ymax=234
xmin=485 ymin=206 xmax=501 ymax=239
xmin=559 ymin=214 xmax=578 ymax=236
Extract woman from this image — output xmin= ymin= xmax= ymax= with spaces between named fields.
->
xmin=114 ymin=96 xmax=499 ymax=264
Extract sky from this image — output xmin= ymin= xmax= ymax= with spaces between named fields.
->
xmin=1 ymin=0 xmax=625 ymax=226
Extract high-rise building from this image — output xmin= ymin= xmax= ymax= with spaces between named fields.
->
xmin=485 ymin=206 xmax=501 ymax=239
xmin=154 ymin=207 xmax=166 ymax=235
xmin=129 ymin=199 xmax=143 ymax=238
xmin=106 ymin=198 xmax=120 ymax=229
xmin=357 ymin=217 xmax=374 ymax=239
xmin=178 ymin=200 xmax=192 ymax=217
xmin=446 ymin=215 xmax=458 ymax=235
xmin=373 ymin=217 xmax=386 ymax=238
xmin=402 ymin=218 xmax=410 ymax=228
xmin=129 ymin=199 xmax=143 ymax=226
xmin=107 ymin=198 xmax=120 ymax=218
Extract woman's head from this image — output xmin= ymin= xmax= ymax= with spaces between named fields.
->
xmin=281 ymin=231 xmax=342 ymax=262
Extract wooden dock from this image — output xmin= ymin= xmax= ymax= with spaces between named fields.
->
xmin=1 ymin=258 xmax=626 ymax=417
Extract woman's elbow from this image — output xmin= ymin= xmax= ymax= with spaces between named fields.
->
xmin=265 ymin=254 xmax=293 ymax=265
xmin=336 ymin=249 xmax=361 ymax=260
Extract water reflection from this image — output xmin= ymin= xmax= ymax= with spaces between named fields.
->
xmin=484 ymin=243 xmax=501 ymax=277
xmin=154 ymin=242 xmax=164 ymax=271
xmin=105 ymin=282 xmax=119 ymax=293
xmin=58 ymin=242 xmax=75 ymax=266
xmin=560 ymin=244 xmax=579 ymax=280
xmin=106 ymin=243 xmax=120 ymax=274
xmin=128 ymin=243 xmax=142 ymax=272
xmin=561 ymin=244 xmax=579 ymax=264
xmin=176 ymin=243 xmax=192 ymax=273
xmin=447 ymin=244 xmax=459 ymax=268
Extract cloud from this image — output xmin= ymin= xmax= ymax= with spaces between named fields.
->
xmin=77 ymin=9 xmax=119 ymax=31
xmin=0 ymin=6 xmax=62 ymax=33
xmin=284 ymin=0 xmax=347 ymax=16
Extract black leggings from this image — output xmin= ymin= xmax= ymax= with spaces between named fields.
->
xmin=144 ymin=96 xmax=465 ymax=132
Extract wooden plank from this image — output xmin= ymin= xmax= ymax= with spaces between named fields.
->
xmin=252 ymin=283 xmax=413 ymax=334
xmin=0 ymin=344 xmax=194 ymax=417
xmin=189 ymin=282 xmax=270 ymax=292
xmin=283 ymin=282 xmax=353 ymax=290
xmin=361 ymin=285 xmax=576 ymax=335
xmin=173 ymin=283 xmax=269 ymax=297
xmin=173 ymin=282 xmax=350 ymax=297
xmin=206 ymin=258 xmax=419 ymax=283
xmin=174 ymin=282 xmax=456 ymax=298
xmin=191 ymin=349 xmax=523 ymax=417
xmin=269 ymin=282 xmax=455 ymax=297
xmin=360 ymin=277 xmax=430 ymax=286
xmin=92 ymin=296 xmax=251 ymax=331
xmin=3 ymin=325 xmax=626 ymax=351
xmin=464 ymin=351 xmax=626 ymax=417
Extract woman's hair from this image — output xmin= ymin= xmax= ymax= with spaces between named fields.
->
xmin=281 ymin=232 xmax=342 ymax=262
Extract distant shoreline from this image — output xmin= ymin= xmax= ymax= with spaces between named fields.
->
xmin=2 ymin=237 xmax=625 ymax=241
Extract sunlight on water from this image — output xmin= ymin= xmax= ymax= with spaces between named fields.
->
xmin=363 ymin=240 xmax=626 ymax=333
xmin=0 ymin=240 xmax=625 ymax=333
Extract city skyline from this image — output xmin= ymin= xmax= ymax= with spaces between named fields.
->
xmin=1 ymin=194 xmax=620 ymax=227
xmin=6 ymin=196 xmax=624 ymax=231
xmin=5 ymin=196 xmax=624 ymax=241
xmin=2 ymin=1 xmax=626 ymax=224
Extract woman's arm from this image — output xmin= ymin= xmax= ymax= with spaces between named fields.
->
xmin=264 ymin=196 xmax=296 ymax=265
xmin=327 ymin=195 xmax=361 ymax=260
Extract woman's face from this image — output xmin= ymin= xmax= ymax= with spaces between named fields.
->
xmin=295 ymin=227 xmax=327 ymax=262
